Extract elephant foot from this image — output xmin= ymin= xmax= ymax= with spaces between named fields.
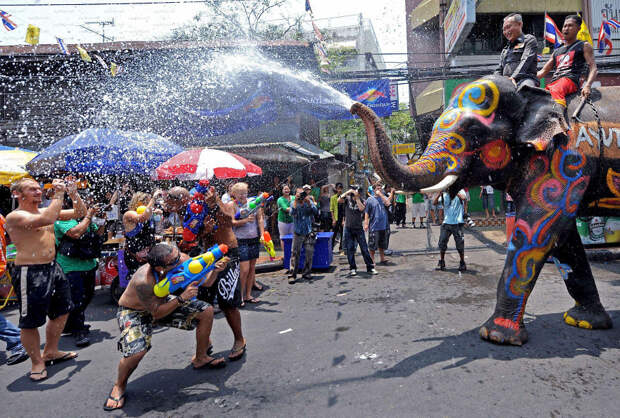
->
xmin=564 ymin=303 xmax=612 ymax=330
xmin=479 ymin=317 xmax=528 ymax=346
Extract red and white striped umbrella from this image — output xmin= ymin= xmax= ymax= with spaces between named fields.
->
xmin=154 ymin=148 xmax=262 ymax=180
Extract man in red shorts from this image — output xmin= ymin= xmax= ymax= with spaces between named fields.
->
xmin=537 ymin=15 xmax=597 ymax=107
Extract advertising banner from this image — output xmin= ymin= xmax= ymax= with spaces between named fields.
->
xmin=337 ymin=79 xmax=393 ymax=118
xmin=444 ymin=0 xmax=476 ymax=55
xmin=576 ymin=216 xmax=620 ymax=245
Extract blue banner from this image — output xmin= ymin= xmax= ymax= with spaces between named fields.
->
xmin=181 ymin=86 xmax=278 ymax=138
xmin=281 ymin=79 xmax=393 ymax=120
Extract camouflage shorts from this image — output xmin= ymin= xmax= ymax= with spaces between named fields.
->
xmin=116 ymin=298 xmax=211 ymax=358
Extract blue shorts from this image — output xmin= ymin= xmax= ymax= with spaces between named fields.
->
xmin=238 ymin=237 xmax=260 ymax=261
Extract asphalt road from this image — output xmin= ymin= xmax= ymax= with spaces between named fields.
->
xmin=1 ymin=225 xmax=619 ymax=417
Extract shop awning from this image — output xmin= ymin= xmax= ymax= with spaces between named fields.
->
xmin=211 ymin=140 xmax=334 ymax=163
xmin=415 ymin=80 xmax=444 ymax=116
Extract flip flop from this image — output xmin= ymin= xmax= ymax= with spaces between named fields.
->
xmin=228 ymin=343 xmax=246 ymax=361
xmin=193 ymin=357 xmax=226 ymax=370
xmin=44 ymin=351 xmax=78 ymax=366
xmin=29 ymin=368 xmax=47 ymax=382
xmin=252 ymin=283 xmax=263 ymax=291
xmin=244 ymin=298 xmax=261 ymax=304
xmin=103 ymin=390 xmax=126 ymax=411
xmin=7 ymin=350 xmax=29 ymax=366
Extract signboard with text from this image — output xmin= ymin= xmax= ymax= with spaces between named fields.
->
xmin=444 ymin=0 xmax=476 ymax=55
xmin=389 ymin=82 xmax=399 ymax=112
xmin=392 ymin=143 xmax=416 ymax=155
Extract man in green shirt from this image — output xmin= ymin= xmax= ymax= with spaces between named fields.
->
xmin=411 ymin=192 xmax=426 ymax=228
xmin=276 ymin=185 xmax=295 ymax=259
xmin=54 ymin=205 xmax=106 ymax=347
xmin=330 ymin=183 xmax=344 ymax=251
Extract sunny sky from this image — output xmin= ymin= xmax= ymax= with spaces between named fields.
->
xmin=0 ymin=1 xmax=408 ymax=99
xmin=0 ymin=1 xmax=406 ymax=53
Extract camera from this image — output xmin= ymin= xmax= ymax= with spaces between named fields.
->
xmin=299 ymin=190 xmax=307 ymax=200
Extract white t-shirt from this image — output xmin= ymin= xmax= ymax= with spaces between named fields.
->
xmin=484 ymin=185 xmax=494 ymax=194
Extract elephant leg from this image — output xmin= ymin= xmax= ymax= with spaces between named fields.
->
xmin=478 ymin=219 xmax=557 ymax=346
xmin=551 ymin=223 xmax=612 ymax=330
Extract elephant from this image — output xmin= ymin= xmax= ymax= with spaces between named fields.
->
xmin=351 ymin=74 xmax=620 ymax=346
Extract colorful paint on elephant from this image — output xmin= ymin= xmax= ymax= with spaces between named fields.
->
xmin=504 ymin=145 xmax=589 ymax=322
xmin=589 ymin=168 xmax=620 ymax=209
xmin=412 ymin=79 xmax=500 ymax=176
xmin=480 ymin=139 xmax=511 ymax=169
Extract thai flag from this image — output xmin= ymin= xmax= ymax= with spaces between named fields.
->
xmin=305 ymin=0 xmax=313 ymax=15
xmin=56 ymin=37 xmax=70 ymax=55
xmin=608 ymin=18 xmax=620 ymax=29
xmin=0 ymin=10 xmax=17 ymax=31
xmin=598 ymin=18 xmax=613 ymax=55
xmin=537 ymin=54 xmax=543 ymax=61
xmin=544 ymin=13 xmax=564 ymax=48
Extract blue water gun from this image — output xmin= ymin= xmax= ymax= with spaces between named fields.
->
xmin=182 ymin=179 xmax=211 ymax=243
xmin=153 ymin=244 xmax=229 ymax=298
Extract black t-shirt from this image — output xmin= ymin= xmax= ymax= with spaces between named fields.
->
xmin=551 ymin=40 xmax=586 ymax=85
xmin=344 ymin=197 xmax=365 ymax=229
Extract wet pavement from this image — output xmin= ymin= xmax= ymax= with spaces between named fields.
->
xmin=1 ymin=224 xmax=619 ymax=417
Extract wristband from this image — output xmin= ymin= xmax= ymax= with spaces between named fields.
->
xmin=176 ymin=295 xmax=185 ymax=305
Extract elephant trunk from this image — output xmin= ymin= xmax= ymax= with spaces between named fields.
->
xmin=351 ymin=102 xmax=447 ymax=192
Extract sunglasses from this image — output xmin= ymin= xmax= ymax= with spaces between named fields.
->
xmin=164 ymin=251 xmax=181 ymax=268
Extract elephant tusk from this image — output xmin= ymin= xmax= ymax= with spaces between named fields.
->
xmin=420 ymin=174 xmax=458 ymax=194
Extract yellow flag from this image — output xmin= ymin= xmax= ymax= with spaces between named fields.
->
xmin=76 ymin=44 xmax=92 ymax=62
xmin=25 ymin=25 xmax=40 ymax=45
xmin=577 ymin=13 xmax=593 ymax=45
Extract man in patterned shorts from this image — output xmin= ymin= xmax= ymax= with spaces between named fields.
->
xmin=103 ymin=243 xmax=228 ymax=411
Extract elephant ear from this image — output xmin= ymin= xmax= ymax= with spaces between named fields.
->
xmin=514 ymin=84 xmax=569 ymax=151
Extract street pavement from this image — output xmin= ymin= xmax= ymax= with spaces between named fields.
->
xmin=1 ymin=223 xmax=619 ymax=417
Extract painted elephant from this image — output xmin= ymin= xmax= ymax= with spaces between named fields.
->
xmin=351 ymin=74 xmax=620 ymax=345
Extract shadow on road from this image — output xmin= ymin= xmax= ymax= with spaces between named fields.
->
xmin=119 ymin=357 xmax=246 ymax=416
xmin=6 ymin=359 xmax=91 ymax=392
xmin=296 ymin=310 xmax=620 ymax=394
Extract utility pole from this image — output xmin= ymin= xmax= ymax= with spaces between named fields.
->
xmin=83 ymin=19 xmax=115 ymax=43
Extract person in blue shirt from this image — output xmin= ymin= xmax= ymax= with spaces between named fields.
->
xmin=289 ymin=187 xmax=319 ymax=283
xmin=435 ymin=190 xmax=467 ymax=272
xmin=364 ymin=186 xmax=392 ymax=265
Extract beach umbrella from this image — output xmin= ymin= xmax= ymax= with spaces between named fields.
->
xmin=154 ymin=148 xmax=262 ymax=180
xmin=0 ymin=145 xmax=38 ymax=185
xmin=26 ymin=128 xmax=184 ymax=176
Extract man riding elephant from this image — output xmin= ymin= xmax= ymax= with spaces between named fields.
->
xmin=351 ymin=73 xmax=620 ymax=346
xmin=495 ymin=13 xmax=539 ymax=88
xmin=537 ymin=15 xmax=598 ymax=107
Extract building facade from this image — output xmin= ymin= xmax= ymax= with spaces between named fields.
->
xmin=405 ymin=0 xmax=620 ymax=143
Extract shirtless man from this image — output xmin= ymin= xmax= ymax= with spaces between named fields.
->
xmin=6 ymin=178 xmax=86 ymax=381
xmin=201 ymin=187 xmax=246 ymax=361
xmin=164 ymin=185 xmax=246 ymax=362
xmin=104 ymin=243 xmax=227 ymax=411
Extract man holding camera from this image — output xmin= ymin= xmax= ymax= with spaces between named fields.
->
xmin=289 ymin=187 xmax=319 ymax=284
xmin=338 ymin=186 xmax=377 ymax=276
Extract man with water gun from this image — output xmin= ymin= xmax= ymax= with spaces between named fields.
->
xmin=104 ymin=243 xmax=228 ymax=411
